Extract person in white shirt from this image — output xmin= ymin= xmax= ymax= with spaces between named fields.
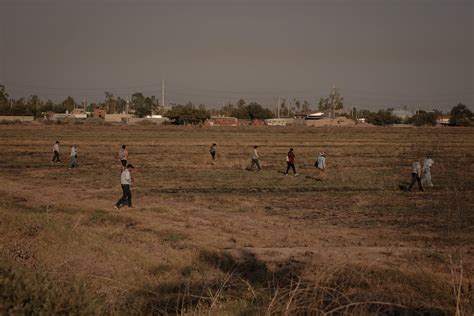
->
xmin=249 ymin=146 xmax=261 ymax=171
xmin=69 ymin=145 xmax=78 ymax=169
xmin=115 ymin=164 xmax=134 ymax=209
xmin=51 ymin=141 xmax=60 ymax=163
xmin=316 ymin=152 xmax=326 ymax=180
xmin=421 ymin=154 xmax=434 ymax=187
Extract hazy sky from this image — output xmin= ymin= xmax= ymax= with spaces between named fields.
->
xmin=0 ymin=0 xmax=473 ymax=111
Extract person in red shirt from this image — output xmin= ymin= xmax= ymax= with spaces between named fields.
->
xmin=285 ymin=148 xmax=298 ymax=176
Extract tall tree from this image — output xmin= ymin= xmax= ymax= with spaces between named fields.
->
xmin=449 ymin=103 xmax=473 ymax=126
xmin=0 ymin=85 xmax=9 ymax=106
xmin=104 ymin=92 xmax=117 ymax=114
xmin=62 ymin=96 xmax=76 ymax=113
xmin=318 ymin=86 xmax=344 ymax=114
xmin=302 ymin=100 xmax=311 ymax=112
xmin=131 ymin=92 xmax=150 ymax=118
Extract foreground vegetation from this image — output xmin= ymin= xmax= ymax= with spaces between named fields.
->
xmin=0 ymin=125 xmax=473 ymax=314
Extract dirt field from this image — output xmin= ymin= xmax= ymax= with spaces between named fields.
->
xmin=0 ymin=124 xmax=473 ymax=315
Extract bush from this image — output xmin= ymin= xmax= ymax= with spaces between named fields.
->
xmin=405 ymin=111 xmax=437 ymax=126
xmin=366 ymin=109 xmax=401 ymax=126
xmin=0 ymin=260 xmax=96 ymax=315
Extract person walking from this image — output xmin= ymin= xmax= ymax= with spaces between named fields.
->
xmin=115 ymin=164 xmax=134 ymax=209
xmin=119 ymin=145 xmax=129 ymax=167
xmin=421 ymin=154 xmax=434 ymax=187
xmin=407 ymin=160 xmax=424 ymax=192
xmin=209 ymin=143 xmax=217 ymax=161
xmin=51 ymin=141 xmax=60 ymax=163
xmin=316 ymin=152 xmax=326 ymax=180
xmin=69 ymin=145 xmax=78 ymax=169
xmin=249 ymin=145 xmax=261 ymax=171
xmin=285 ymin=148 xmax=298 ymax=176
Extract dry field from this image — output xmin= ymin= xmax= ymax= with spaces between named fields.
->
xmin=0 ymin=124 xmax=473 ymax=315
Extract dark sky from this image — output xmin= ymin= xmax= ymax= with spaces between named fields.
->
xmin=1 ymin=0 xmax=473 ymax=111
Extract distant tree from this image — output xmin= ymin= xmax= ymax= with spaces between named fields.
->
xmin=144 ymin=95 xmax=159 ymax=115
xmin=62 ymin=96 xmax=76 ymax=113
xmin=164 ymin=104 xmax=210 ymax=124
xmin=294 ymin=99 xmax=301 ymax=112
xmin=40 ymin=100 xmax=55 ymax=114
xmin=405 ymin=111 xmax=438 ymax=126
xmin=131 ymin=92 xmax=150 ymax=118
xmin=237 ymin=99 xmax=246 ymax=108
xmin=449 ymin=103 xmax=473 ymax=126
xmin=26 ymin=94 xmax=42 ymax=117
xmin=104 ymin=92 xmax=117 ymax=114
xmin=318 ymin=87 xmax=344 ymax=113
xmin=302 ymin=100 xmax=311 ymax=112
xmin=279 ymin=99 xmax=292 ymax=117
xmin=0 ymin=85 xmax=8 ymax=106
xmin=220 ymin=102 xmax=235 ymax=116
xmin=366 ymin=109 xmax=401 ymax=126
xmin=116 ymin=97 xmax=127 ymax=113
xmin=230 ymin=102 xmax=274 ymax=120
xmin=10 ymin=98 xmax=28 ymax=115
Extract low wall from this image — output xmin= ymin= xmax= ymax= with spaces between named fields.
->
xmin=128 ymin=117 xmax=169 ymax=125
xmin=0 ymin=115 xmax=35 ymax=122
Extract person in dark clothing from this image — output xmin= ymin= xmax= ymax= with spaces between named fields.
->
xmin=407 ymin=161 xmax=424 ymax=192
xmin=210 ymin=143 xmax=217 ymax=161
xmin=285 ymin=148 xmax=298 ymax=176
xmin=115 ymin=164 xmax=134 ymax=209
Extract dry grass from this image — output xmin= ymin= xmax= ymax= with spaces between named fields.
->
xmin=0 ymin=125 xmax=473 ymax=314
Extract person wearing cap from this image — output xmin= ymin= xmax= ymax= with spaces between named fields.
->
xmin=209 ymin=143 xmax=217 ymax=161
xmin=421 ymin=154 xmax=434 ymax=187
xmin=119 ymin=144 xmax=129 ymax=167
xmin=407 ymin=160 xmax=424 ymax=192
xmin=316 ymin=152 xmax=326 ymax=180
xmin=115 ymin=164 xmax=134 ymax=209
xmin=249 ymin=145 xmax=261 ymax=171
xmin=51 ymin=141 xmax=60 ymax=163
xmin=69 ymin=145 xmax=78 ymax=169
xmin=285 ymin=148 xmax=298 ymax=176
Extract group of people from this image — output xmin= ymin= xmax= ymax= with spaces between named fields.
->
xmin=116 ymin=145 xmax=134 ymax=209
xmin=407 ymin=154 xmax=434 ymax=192
xmin=49 ymin=140 xmax=434 ymax=211
xmin=209 ymin=144 xmax=327 ymax=179
xmin=51 ymin=141 xmax=78 ymax=169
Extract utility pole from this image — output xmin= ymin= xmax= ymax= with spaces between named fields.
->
xmin=161 ymin=79 xmax=165 ymax=109
xmin=276 ymin=97 xmax=280 ymax=118
xmin=331 ymin=83 xmax=336 ymax=119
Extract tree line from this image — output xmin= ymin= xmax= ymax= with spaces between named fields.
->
xmin=0 ymin=85 xmax=472 ymax=126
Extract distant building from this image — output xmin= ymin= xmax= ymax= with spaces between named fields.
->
xmin=436 ymin=115 xmax=450 ymax=126
xmin=105 ymin=113 xmax=132 ymax=123
xmin=93 ymin=109 xmax=107 ymax=120
xmin=207 ymin=116 xmax=238 ymax=126
xmin=265 ymin=118 xmax=294 ymax=126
